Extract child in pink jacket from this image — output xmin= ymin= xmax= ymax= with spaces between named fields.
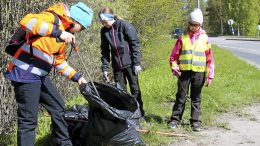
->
xmin=168 ymin=8 xmax=214 ymax=131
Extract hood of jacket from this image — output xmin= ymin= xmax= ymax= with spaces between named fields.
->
xmin=188 ymin=27 xmax=206 ymax=36
xmin=47 ymin=3 xmax=73 ymax=30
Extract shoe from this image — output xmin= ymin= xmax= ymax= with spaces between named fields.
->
xmin=191 ymin=123 xmax=201 ymax=132
xmin=168 ymin=121 xmax=178 ymax=129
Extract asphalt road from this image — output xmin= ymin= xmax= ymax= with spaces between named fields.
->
xmin=210 ymin=37 xmax=260 ymax=69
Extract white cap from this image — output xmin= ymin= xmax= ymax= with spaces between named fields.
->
xmin=189 ymin=8 xmax=203 ymax=25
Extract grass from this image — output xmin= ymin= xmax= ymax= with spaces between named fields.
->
xmin=0 ymin=134 xmax=16 ymax=146
xmin=131 ymin=35 xmax=260 ymax=144
xmin=217 ymin=122 xmax=231 ymax=130
xmin=2 ymin=35 xmax=260 ymax=145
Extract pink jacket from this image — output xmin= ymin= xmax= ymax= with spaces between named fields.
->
xmin=169 ymin=28 xmax=214 ymax=79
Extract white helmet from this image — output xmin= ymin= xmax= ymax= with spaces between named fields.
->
xmin=188 ymin=8 xmax=203 ymax=25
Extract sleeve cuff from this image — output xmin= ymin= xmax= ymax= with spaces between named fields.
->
xmin=71 ymin=72 xmax=82 ymax=82
xmin=134 ymin=62 xmax=140 ymax=66
xmin=51 ymin=26 xmax=62 ymax=38
xmin=170 ymin=61 xmax=178 ymax=69
xmin=102 ymin=66 xmax=109 ymax=72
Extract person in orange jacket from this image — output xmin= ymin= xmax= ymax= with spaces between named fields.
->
xmin=4 ymin=2 xmax=93 ymax=146
xmin=168 ymin=8 xmax=214 ymax=132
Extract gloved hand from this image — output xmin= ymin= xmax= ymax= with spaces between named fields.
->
xmin=171 ymin=66 xmax=181 ymax=77
xmin=115 ymin=82 xmax=124 ymax=90
xmin=206 ymin=78 xmax=212 ymax=87
xmin=79 ymin=83 xmax=92 ymax=96
xmin=78 ymin=77 xmax=87 ymax=85
xmin=134 ymin=65 xmax=142 ymax=75
xmin=59 ymin=31 xmax=75 ymax=43
xmin=103 ymin=71 xmax=110 ymax=83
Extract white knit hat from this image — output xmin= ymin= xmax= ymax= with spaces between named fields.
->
xmin=189 ymin=8 xmax=203 ymax=25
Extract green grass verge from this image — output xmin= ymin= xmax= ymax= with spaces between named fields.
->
xmin=138 ymin=36 xmax=260 ymax=144
xmin=2 ymin=36 xmax=260 ymax=145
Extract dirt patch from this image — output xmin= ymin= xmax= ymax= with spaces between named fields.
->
xmin=171 ymin=104 xmax=260 ymax=146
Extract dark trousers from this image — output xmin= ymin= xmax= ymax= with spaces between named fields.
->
xmin=170 ymin=71 xmax=205 ymax=124
xmin=113 ymin=67 xmax=144 ymax=116
xmin=12 ymin=77 xmax=72 ymax=146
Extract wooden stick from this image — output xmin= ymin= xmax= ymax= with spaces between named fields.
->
xmin=136 ymin=129 xmax=187 ymax=137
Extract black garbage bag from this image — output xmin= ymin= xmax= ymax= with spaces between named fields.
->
xmin=64 ymin=104 xmax=88 ymax=146
xmin=79 ymin=82 xmax=144 ymax=146
xmin=65 ymin=104 xmax=88 ymax=122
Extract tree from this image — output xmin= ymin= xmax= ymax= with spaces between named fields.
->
xmin=206 ymin=0 xmax=260 ymax=36
xmin=205 ymin=0 xmax=226 ymax=35
xmin=128 ymin=0 xmax=185 ymax=46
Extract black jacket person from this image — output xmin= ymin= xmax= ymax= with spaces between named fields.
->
xmin=99 ymin=7 xmax=144 ymax=116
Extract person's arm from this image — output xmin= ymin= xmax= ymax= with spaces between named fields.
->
xmin=20 ymin=12 xmax=62 ymax=38
xmin=169 ymin=36 xmax=182 ymax=68
xmin=53 ymin=46 xmax=82 ymax=82
xmin=123 ymin=21 xmax=141 ymax=66
xmin=100 ymin=29 xmax=110 ymax=72
xmin=205 ymin=39 xmax=214 ymax=79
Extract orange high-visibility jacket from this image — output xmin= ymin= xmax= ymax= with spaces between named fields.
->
xmin=6 ymin=3 xmax=81 ymax=82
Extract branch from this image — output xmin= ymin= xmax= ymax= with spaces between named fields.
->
xmin=137 ymin=129 xmax=187 ymax=137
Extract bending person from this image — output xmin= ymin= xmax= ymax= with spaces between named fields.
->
xmin=4 ymin=2 xmax=93 ymax=146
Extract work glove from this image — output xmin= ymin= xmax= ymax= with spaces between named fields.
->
xmin=206 ymin=78 xmax=212 ymax=87
xmin=171 ymin=66 xmax=181 ymax=77
xmin=134 ymin=65 xmax=142 ymax=75
xmin=79 ymin=83 xmax=92 ymax=96
xmin=115 ymin=82 xmax=124 ymax=90
xmin=59 ymin=31 xmax=75 ymax=44
xmin=103 ymin=71 xmax=110 ymax=83
xmin=78 ymin=77 xmax=87 ymax=85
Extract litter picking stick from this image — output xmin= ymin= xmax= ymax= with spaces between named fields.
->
xmin=136 ymin=129 xmax=187 ymax=137
xmin=72 ymin=43 xmax=100 ymax=98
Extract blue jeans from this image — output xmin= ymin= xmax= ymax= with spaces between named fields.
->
xmin=12 ymin=77 xmax=72 ymax=146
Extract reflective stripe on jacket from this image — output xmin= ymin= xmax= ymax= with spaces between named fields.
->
xmin=179 ymin=34 xmax=207 ymax=72
xmin=169 ymin=28 xmax=214 ymax=79
xmin=5 ymin=3 xmax=80 ymax=82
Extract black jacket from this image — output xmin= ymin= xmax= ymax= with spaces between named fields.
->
xmin=100 ymin=19 xmax=141 ymax=72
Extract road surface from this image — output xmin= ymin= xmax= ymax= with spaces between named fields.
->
xmin=210 ymin=37 xmax=260 ymax=69
xmin=171 ymin=104 xmax=260 ymax=146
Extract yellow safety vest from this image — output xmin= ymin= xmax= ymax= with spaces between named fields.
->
xmin=179 ymin=34 xmax=207 ymax=72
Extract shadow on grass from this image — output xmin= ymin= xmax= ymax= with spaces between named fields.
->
xmin=0 ymin=134 xmax=53 ymax=146
xmin=35 ymin=134 xmax=52 ymax=146
xmin=144 ymin=113 xmax=164 ymax=124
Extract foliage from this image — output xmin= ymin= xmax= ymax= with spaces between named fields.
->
xmin=205 ymin=0 xmax=225 ymax=35
xmin=128 ymin=0 xmax=185 ymax=46
xmin=206 ymin=0 xmax=260 ymax=36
